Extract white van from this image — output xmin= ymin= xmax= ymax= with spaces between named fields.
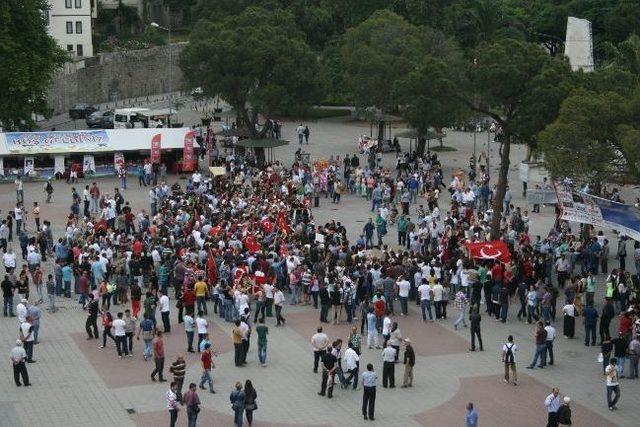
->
xmin=113 ymin=108 xmax=150 ymax=129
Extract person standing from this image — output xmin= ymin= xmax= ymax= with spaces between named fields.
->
xmin=169 ymin=354 xmax=186 ymax=401
xmin=159 ymin=289 xmax=171 ymax=333
xmin=46 ymin=274 xmax=56 ymax=313
xmin=502 ymin=335 xmax=518 ymax=385
xmin=232 ymin=320 xmax=244 ymax=367
xmin=453 ymin=289 xmax=468 ymax=329
xmin=527 ymin=321 xmax=548 ymax=369
xmin=396 ymin=275 xmax=410 ymax=316
xmin=469 ymin=305 xmax=483 ymax=351
xmin=318 ymin=345 xmax=337 ymax=398
xmin=244 ymin=380 xmax=258 ymax=426
xmin=381 ymin=342 xmax=397 ymax=388
xmin=166 ymin=381 xmax=179 ymax=427
xmin=138 ymin=313 xmax=155 ymax=361
xmin=124 ymin=310 xmax=136 ymax=355
xmin=311 ymin=326 xmax=329 ymax=373
xmin=544 ymin=321 xmax=556 ymax=366
xmin=343 ymin=341 xmax=360 ymax=389
xmin=561 ymin=301 xmax=575 ymax=339
xmin=199 ymin=343 xmax=215 ymax=394
xmin=274 ymin=286 xmax=286 ymax=326
xmin=2 ymin=275 xmax=15 ymax=317
xmin=465 ymin=402 xmax=478 ymax=427
xmin=628 ymin=335 xmax=640 ymax=379
xmin=544 ymin=387 xmax=561 ymax=427
xmin=401 ymin=338 xmax=415 ymax=388
xmin=583 ymin=303 xmax=599 ymax=346
xmin=150 ymin=330 xmax=166 ymax=382
xmin=112 ymin=312 xmax=128 ymax=358
xmin=85 ymin=294 xmax=99 ymax=339
xmin=195 ymin=311 xmax=208 ymax=351
xmin=183 ymin=383 xmax=201 ymax=427
xmin=19 ymin=316 xmax=36 ymax=363
xmin=605 ymin=358 xmax=621 ymax=410
xmin=557 ymin=397 xmax=572 ymax=427
xmin=230 ymin=381 xmax=245 ymax=427
xmin=361 ymin=363 xmax=377 ymax=421
xmin=10 ymin=340 xmax=30 ymax=386
xmin=600 ymin=298 xmax=615 ymax=344
xmin=184 ymin=312 xmax=195 ymax=353
xmin=255 ymin=318 xmax=268 ymax=366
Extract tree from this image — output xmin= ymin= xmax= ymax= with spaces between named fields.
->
xmin=0 ymin=0 xmax=66 ymax=130
xmin=341 ymin=10 xmax=448 ymax=141
xmin=179 ymin=7 xmax=321 ymax=162
xmin=397 ymin=38 xmax=573 ymax=238
xmin=538 ymin=88 xmax=640 ymax=187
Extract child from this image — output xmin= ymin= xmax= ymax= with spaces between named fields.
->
xmin=46 ymin=274 xmax=56 ymax=313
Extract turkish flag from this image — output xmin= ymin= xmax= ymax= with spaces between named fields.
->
xmin=244 ymin=236 xmax=261 ymax=253
xmin=466 ymin=240 xmax=511 ymax=263
xmin=207 ymin=249 xmax=217 ymax=284
xmin=276 ymin=211 xmax=292 ymax=234
xmin=261 ymin=219 xmax=273 ymax=234
xmin=209 ymin=225 xmax=222 ymax=236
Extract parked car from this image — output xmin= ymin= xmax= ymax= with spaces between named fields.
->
xmin=69 ymin=103 xmax=97 ymax=119
xmin=86 ymin=110 xmax=114 ymax=128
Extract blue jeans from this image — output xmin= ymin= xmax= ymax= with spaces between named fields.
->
xmin=420 ymin=299 xmax=433 ymax=320
xmin=234 ymin=407 xmax=244 ymax=427
xmin=199 ymin=369 xmax=213 ymax=392
xmin=223 ymin=299 xmax=233 ymax=322
xmin=529 ymin=344 xmax=546 ymax=367
xmin=3 ymin=296 xmax=13 ymax=316
xmin=258 ymin=342 xmax=267 ymax=364
xmin=143 ymin=339 xmax=152 ymax=359
xmin=617 ymin=357 xmax=626 ymax=377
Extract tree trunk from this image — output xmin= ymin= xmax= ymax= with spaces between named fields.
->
xmin=377 ymin=120 xmax=385 ymax=143
xmin=416 ymin=137 xmax=426 ymax=156
xmin=490 ymin=134 xmax=511 ymax=240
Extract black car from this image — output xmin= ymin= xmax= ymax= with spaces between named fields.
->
xmin=86 ymin=110 xmax=114 ymax=128
xmin=69 ymin=103 xmax=97 ymax=119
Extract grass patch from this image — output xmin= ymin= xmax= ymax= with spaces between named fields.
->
xmin=430 ymin=145 xmax=457 ymax=152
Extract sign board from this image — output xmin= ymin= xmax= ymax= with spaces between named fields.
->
xmin=526 ymin=188 xmax=557 ymax=205
xmin=6 ymin=130 xmax=111 ymax=154
xmin=208 ymin=166 xmax=226 ymax=176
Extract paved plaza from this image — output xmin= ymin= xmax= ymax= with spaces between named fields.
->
xmin=0 ymin=115 xmax=638 ymax=427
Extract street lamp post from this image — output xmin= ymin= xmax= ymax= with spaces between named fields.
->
xmin=150 ymin=22 xmax=172 ymax=120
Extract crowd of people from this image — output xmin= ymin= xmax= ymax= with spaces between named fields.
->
xmin=2 ymin=136 xmax=640 ymax=427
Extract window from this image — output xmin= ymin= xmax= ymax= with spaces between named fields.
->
xmin=76 ymin=44 xmax=84 ymax=57
xmin=66 ymin=21 xmax=73 ymax=34
xmin=65 ymin=0 xmax=72 ymax=8
xmin=66 ymin=44 xmax=74 ymax=52
xmin=75 ymin=0 xmax=82 ymax=8
xmin=75 ymin=21 xmax=82 ymax=34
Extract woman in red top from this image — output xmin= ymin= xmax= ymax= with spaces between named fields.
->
xmin=100 ymin=311 xmax=116 ymax=349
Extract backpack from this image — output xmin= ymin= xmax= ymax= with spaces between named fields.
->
xmin=505 ymin=343 xmax=515 ymax=364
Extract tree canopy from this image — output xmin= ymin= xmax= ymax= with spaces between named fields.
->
xmin=0 ymin=0 xmax=66 ymax=130
xmin=179 ymin=7 xmax=321 ymax=136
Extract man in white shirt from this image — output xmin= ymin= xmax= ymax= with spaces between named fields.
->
xmin=195 ymin=311 xmax=208 ymax=351
xmin=10 ymin=339 xmax=30 ymax=386
xmin=382 ymin=314 xmax=392 ymax=346
xmin=16 ymin=299 xmax=28 ymax=324
xmin=274 ymin=287 xmax=286 ymax=325
xmin=112 ymin=312 xmax=128 ymax=358
xmin=501 ymin=335 xmax=518 ymax=385
xmin=20 ymin=317 xmax=35 ymax=363
xmin=159 ymin=290 xmax=171 ymax=333
xmin=381 ymin=343 xmax=397 ymax=388
xmin=544 ymin=321 xmax=556 ymax=366
xmin=343 ymin=341 xmax=360 ymax=389
xmin=183 ymin=313 xmax=195 ymax=353
xmin=311 ymin=327 xmax=329 ymax=373
xmin=396 ymin=276 xmax=410 ymax=316
xmin=417 ymin=279 xmax=433 ymax=321
xmin=432 ymin=281 xmax=444 ymax=320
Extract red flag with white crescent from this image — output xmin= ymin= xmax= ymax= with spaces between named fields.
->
xmin=244 ymin=236 xmax=261 ymax=253
xmin=261 ymin=219 xmax=273 ymax=234
xmin=276 ymin=211 xmax=292 ymax=234
xmin=466 ymin=240 xmax=511 ymax=263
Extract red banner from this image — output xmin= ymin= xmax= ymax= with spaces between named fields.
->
xmin=182 ymin=131 xmax=195 ymax=172
xmin=276 ymin=211 xmax=292 ymax=234
xmin=244 ymin=236 xmax=261 ymax=253
xmin=466 ymin=240 xmax=511 ymax=263
xmin=150 ymin=134 xmax=161 ymax=164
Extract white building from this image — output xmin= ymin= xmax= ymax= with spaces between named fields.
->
xmin=564 ymin=17 xmax=594 ymax=72
xmin=46 ymin=0 xmax=96 ymax=58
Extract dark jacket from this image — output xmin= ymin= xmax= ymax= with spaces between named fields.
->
xmin=403 ymin=345 xmax=415 ymax=366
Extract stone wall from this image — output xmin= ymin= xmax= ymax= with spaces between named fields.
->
xmin=47 ymin=43 xmax=186 ymax=115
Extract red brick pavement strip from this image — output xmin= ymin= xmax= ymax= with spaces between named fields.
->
xmin=130 ymin=407 xmax=332 ymax=427
xmin=70 ymin=319 xmax=233 ymax=389
xmin=412 ymin=374 xmax=617 ymax=427
xmin=284 ymin=308 xmax=469 ymax=357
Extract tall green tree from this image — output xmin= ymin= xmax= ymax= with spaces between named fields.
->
xmin=179 ymin=7 xmax=321 ymax=144
xmin=341 ymin=10 xmax=450 ymax=140
xmin=0 ymin=0 xmax=66 ymax=130
xmin=538 ymin=88 xmax=640 ymax=186
xmin=397 ymin=38 xmax=573 ymax=238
